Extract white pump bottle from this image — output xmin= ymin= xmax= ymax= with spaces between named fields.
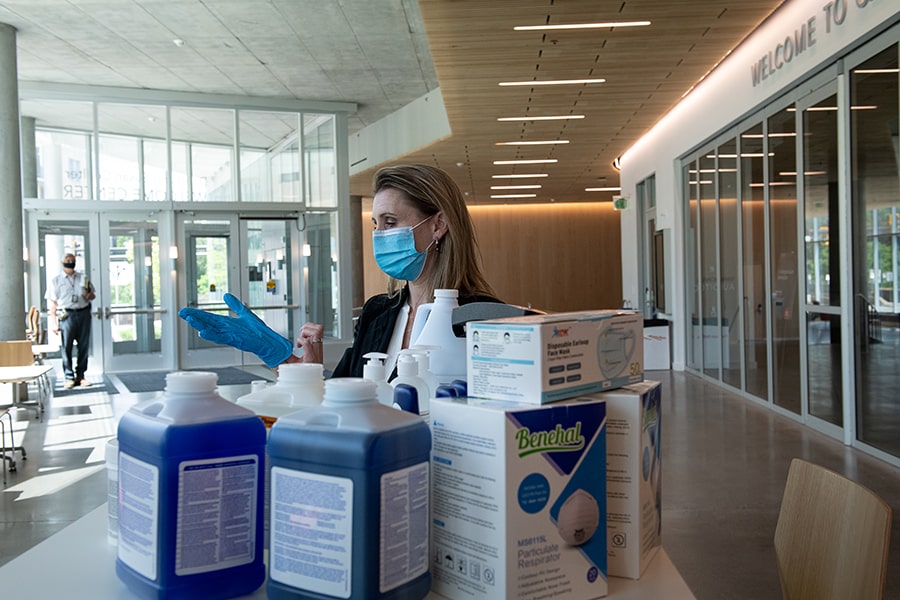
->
xmin=362 ymin=351 xmax=395 ymax=406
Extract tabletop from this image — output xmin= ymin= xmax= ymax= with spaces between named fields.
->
xmin=0 ymin=504 xmax=696 ymax=600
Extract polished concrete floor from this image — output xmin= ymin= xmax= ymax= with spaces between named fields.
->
xmin=1 ymin=368 xmax=898 ymax=599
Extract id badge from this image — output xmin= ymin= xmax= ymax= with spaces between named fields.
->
xmin=71 ymin=294 xmax=79 ymax=304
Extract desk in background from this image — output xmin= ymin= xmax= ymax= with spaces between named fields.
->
xmin=0 ymin=504 xmax=696 ymax=599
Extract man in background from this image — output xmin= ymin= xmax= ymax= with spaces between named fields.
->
xmin=47 ymin=253 xmax=96 ymax=388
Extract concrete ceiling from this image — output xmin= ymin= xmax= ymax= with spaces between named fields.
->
xmin=0 ymin=0 xmax=785 ymax=204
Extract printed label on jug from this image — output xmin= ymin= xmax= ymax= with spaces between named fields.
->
xmin=118 ymin=452 xmax=160 ymax=580
xmin=174 ymin=455 xmax=259 ymax=575
xmin=269 ymin=467 xmax=354 ymax=599
xmin=380 ymin=461 xmax=430 ymax=592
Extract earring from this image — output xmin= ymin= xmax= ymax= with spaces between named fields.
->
xmin=435 ymin=237 xmax=441 ymax=252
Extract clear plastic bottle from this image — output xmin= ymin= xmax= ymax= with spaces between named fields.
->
xmin=116 ymin=371 xmax=266 ymax=600
xmin=391 ymin=351 xmax=431 ymax=420
xmin=362 ymin=351 xmax=395 ymax=406
xmin=409 ymin=289 xmax=467 ymax=384
xmin=267 ymin=379 xmax=432 ymax=600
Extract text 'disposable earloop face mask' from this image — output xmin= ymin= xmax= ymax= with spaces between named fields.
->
xmin=371 ymin=215 xmax=434 ymax=281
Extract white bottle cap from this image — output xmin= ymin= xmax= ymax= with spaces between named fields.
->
xmin=323 ymin=378 xmax=377 ymax=406
xmin=165 ymin=371 xmax=217 ymax=393
xmin=278 ymin=362 xmax=324 ymax=383
xmin=434 ymin=288 xmax=459 ymax=299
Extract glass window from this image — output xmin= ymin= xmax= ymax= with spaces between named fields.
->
xmin=239 ymin=110 xmax=299 ymax=203
xmin=98 ymin=134 xmax=140 ymax=201
xmin=768 ymin=105 xmax=800 ymax=414
xmin=851 ymin=43 xmax=900 ymax=456
xmin=170 ymin=107 xmax=236 ymax=202
xmin=305 ymin=114 xmax=336 ymax=208
xmin=699 ymin=152 xmax=720 ymax=379
xmin=143 ymin=140 xmax=169 ymax=202
xmin=35 ymin=129 xmax=93 ymax=201
xmin=685 ymin=161 xmax=701 ymax=371
xmin=803 ymin=92 xmax=842 ymax=428
xmin=305 ymin=212 xmax=340 ymax=337
xmin=740 ymin=122 xmax=769 ymax=401
xmin=272 ymin=141 xmax=301 ymax=203
xmin=718 ymin=139 xmax=741 ymax=389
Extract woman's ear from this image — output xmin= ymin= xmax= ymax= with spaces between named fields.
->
xmin=432 ymin=210 xmax=449 ymax=241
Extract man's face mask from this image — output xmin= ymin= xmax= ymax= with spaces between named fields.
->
xmin=372 ymin=215 xmax=435 ymax=281
xmin=63 ymin=262 xmax=76 ymax=269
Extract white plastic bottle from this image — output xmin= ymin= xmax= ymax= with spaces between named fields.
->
xmin=362 ymin=351 xmax=395 ymax=406
xmin=236 ymin=363 xmax=324 ymax=427
xmin=410 ymin=288 xmax=467 ymax=384
xmin=391 ymin=351 xmax=431 ymax=420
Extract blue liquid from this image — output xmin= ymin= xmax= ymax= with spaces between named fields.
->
xmin=116 ymin=415 xmax=267 ymax=600
xmin=267 ymin=417 xmax=432 ymax=600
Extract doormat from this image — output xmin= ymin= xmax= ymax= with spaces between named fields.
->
xmin=116 ymin=367 xmax=271 ymax=394
xmin=53 ymin=376 xmax=119 ymax=398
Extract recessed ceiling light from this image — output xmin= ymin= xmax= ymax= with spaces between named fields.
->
xmin=514 ymin=21 xmax=651 ymax=31
xmin=853 ymin=68 xmax=899 ymax=74
xmin=495 ymin=140 xmax=569 ymax=146
xmin=493 ymin=159 xmax=558 ymax=165
xmin=173 ymin=39 xmax=185 ymax=47
xmin=491 ymin=185 xmax=542 ymax=190
xmin=585 ymin=187 xmax=622 ymax=192
xmin=499 ymin=78 xmax=605 ymax=86
xmin=490 ymin=194 xmax=537 ymax=199
xmin=497 ymin=115 xmax=585 ymax=121
xmin=492 ymin=173 xmax=549 ymax=178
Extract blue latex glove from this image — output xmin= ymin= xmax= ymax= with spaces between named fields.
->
xmin=178 ymin=293 xmax=293 ymax=368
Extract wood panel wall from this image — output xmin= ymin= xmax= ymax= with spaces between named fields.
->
xmin=361 ymin=202 xmax=622 ymax=313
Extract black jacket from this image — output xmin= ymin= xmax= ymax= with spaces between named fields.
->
xmin=331 ymin=287 xmax=501 ymax=378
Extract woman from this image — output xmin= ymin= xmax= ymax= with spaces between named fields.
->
xmin=179 ymin=164 xmax=498 ymax=377
xmin=293 ymin=163 xmax=499 ymax=377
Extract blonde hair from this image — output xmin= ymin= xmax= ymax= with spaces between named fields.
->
xmin=373 ymin=164 xmax=495 ymax=300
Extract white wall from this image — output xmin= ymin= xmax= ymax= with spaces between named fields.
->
xmin=619 ymin=0 xmax=899 ymax=369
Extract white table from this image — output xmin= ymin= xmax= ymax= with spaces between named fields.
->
xmin=0 ymin=363 xmax=53 ymax=417
xmin=0 ymin=504 xmax=696 ymax=599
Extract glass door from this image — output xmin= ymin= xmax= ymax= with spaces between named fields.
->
xmin=98 ymin=214 xmax=173 ymax=372
xmin=28 ymin=211 xmax=174 ymax=374
xmin=177 ymin=215 xmax=300 ymax=369
xmin=798 ymin=84 xmax=843 ymax=432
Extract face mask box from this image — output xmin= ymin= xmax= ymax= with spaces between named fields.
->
xmin=581 ymin=380 xmax=662 ymax=579
xmin=467 ymin=310 xmax=644 ymax=404
xmin=430 ymin=395 xmax=608 ymax=600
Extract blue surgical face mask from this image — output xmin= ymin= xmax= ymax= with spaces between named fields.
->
xmin=372 ymin=215 xmax=435 ymax=281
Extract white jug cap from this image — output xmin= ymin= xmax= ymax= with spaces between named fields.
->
xmin=165 ymin=371 xmax=217 ymax=393
xmin=278 ymin=362 xmax=324 ymax=382
xmin=323 ymin=378 xmax=377 ymax=405
xmin=434 ymin=289 xmax=459 ymax=299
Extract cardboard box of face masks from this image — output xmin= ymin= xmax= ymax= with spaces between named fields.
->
xmin=467 ymin=310 xmax=644 ymax=404
xmin=430 ymin=395 xmax=608 ymax=600
xmin=585 ymin=380 xmax=662 ymax=579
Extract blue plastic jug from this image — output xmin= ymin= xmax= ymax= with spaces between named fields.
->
xmin=267 ymin=378 xmax=432 ymax=600
xmin=116 ymin=371 xmax=267 ymax=600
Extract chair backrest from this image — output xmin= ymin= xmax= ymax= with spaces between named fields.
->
xmin=0 ymin=340 xmax=36 ymax=368
xmin=25 ymin=307 xmax=45 ymax=345
xmin=774 ymin=458 xmax=892 ymax=600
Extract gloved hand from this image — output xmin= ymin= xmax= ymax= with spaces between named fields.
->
xmin=178 ymin=293 xmax=293 ymax=368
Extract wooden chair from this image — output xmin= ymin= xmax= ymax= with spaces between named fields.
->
xmin=774 ymin=458 xmax=892 ymax=600
xmin=0 ymin=340 xmax=48 ymax=420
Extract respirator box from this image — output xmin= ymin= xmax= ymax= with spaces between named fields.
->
xmin=582 ymin=380 xmax=662 ymax=579
xmin=430 ymin=395 xmax=608 ymax=600
xmin=467 ymin=310 xmax=643 ymax=404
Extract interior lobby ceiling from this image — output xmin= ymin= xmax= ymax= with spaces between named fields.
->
xmin=0 ymin=0 xmax=785 ymax=205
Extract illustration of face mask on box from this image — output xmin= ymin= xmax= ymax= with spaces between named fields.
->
xmin=597 ymin=325 xmax=636 ymax=378
xmin=556 ymin=488 xmax=600 ymax=546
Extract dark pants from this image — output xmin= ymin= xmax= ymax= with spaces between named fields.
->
xmin=60 ymin=306 xmax=92 ymax=382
